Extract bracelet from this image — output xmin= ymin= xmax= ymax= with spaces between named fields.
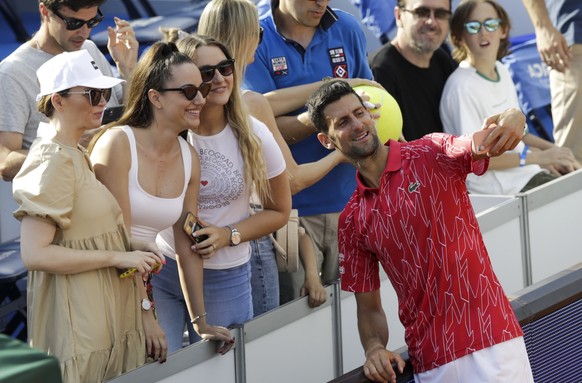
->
xmin=519 ymin=145 xmax=529 ymax=167
xmin=190 ymin=312 xmax=207 ymax=324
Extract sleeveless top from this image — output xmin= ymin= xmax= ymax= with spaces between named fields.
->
xmin=119 ymin=125 xmax=191 ymax=243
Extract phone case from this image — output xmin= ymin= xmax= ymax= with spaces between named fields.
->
xmin=472 ymin=128 xmax=493 ymax=154
xmin=183 ymin=212 xmax=209 ymax=244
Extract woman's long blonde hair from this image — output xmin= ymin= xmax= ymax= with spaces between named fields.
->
xmin=177 ymin=35 xmax=271 ymax=203
xmin=197 ymin=0 xmax=260 ymax=79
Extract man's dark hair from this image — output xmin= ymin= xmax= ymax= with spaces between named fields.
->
xmin=306 ymin=80 xmax=363 ymax=134
xmin=397 ymin=0 xmax=452 ymax=11
xmin=40 ymin=0 xmax=105 ymax=12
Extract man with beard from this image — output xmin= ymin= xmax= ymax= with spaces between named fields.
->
xmin=0 ymin=0 xmax=137 ymax=181
xmin=369 ymin=0 xmax=456 ymax=140
xmin=245 ymin=0 xmax=373 ymax=303
xmin=307 ymin=80 xmax=534 ymax=383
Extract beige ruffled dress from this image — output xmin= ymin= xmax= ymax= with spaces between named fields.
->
xmin=13 ymin=138 xmax=146 ymax=383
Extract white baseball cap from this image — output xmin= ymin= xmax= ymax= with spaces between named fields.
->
xmin=36 ymin=50 xmax=125 ymax=101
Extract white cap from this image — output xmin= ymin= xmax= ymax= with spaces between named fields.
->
xmin=36 ymin=50 xmax=124 ymax=101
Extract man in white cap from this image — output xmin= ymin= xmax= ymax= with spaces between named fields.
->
xmin=0 ymin=0 xmax=138 ymax=182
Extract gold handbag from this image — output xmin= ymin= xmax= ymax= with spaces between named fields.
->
xmin=270 ymin=209 xmax=300 ymax=273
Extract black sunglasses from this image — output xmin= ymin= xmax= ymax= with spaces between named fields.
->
xmin=62 ymin=88 xmax=112 ymax=106
xmin=401 ymin=6 xmax=452 ymax=21
xmin=259 ymin=27 xmax=264 ymax=44
xmin=158 ymin=83 xmax=212 ymax=100
xmin=52 ymin=8 xmax=104 ymax=30
xmin=464 ymin=18 xmax=502 ymax=35
xmin=199 ymin=59 xmax=236 ymax=83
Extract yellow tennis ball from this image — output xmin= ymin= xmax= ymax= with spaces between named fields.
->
xmin=353 ymin=85 xmax=403 ymax=144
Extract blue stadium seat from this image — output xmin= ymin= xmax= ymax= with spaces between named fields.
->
xmin=502 ymin=36 xmax=554 ymax=142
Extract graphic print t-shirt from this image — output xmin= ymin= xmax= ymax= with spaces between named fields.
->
xmin=187 ymin=117 xmax=285 ymax=269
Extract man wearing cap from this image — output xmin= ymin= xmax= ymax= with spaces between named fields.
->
xmin=245 ymin=0 xmax=373 ymax=303
xmin=0 ymin=0 xmax=138 ymax=182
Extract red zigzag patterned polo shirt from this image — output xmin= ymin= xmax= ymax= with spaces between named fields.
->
xmin=339 ymin=133 xmax=523 ymax=373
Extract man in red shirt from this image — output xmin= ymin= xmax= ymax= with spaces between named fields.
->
xmin=307 ymin=80 xmax=534 ymax=383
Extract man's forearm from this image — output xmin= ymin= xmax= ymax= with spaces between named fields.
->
xmin=0 ymin=149 xmax=27 ymax=181
xmin=522 ymin=0 xmax=552 ymax=29
xmin=276 ymin=114 xmax=316 ymax=145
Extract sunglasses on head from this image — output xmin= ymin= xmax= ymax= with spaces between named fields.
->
xmin=464 ymin=18 xmax=502 ymax=35
xmin=62 ymin=88 xmax=112 ymax=106
xmin=51 ymin=8 xmax=104 ymax=30
xmin=401 ymin=6 xmax=452 ymax=21
xmin=159 ymin=82 xmax=212 ymax=100
xmin=199 ymin=59 xmax=236 ymax=83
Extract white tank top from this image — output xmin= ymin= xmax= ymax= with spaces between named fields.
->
xmin=119 ymin=125 xmax=191 ymax=243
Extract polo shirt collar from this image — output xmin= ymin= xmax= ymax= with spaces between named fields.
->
xmin=355 ymin=140 xmax=402 ymax=192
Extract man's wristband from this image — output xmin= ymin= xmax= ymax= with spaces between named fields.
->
xmin=519 ymin=145 xmax=529 ymax=167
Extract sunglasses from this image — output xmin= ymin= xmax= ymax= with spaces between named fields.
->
xmin=464 ymin=18 xmax=502 ymax=35
xmin=199 ymin=59 xmax=236 ymax=83
xmin=63 ymin=88 xmax=112 ymax=106
xmin=401 ymin=6 xmax=452 ymax=21
xmin=158 ymin=83 xmax=212 ymax=100
xmin=259 ymin=27 xmax=264 ymax=44
xmin=51 ymin=8 xmax=104 ymax=30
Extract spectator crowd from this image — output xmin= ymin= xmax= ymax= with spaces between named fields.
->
xmin=0 ymin=0 xmax=580 ymax=382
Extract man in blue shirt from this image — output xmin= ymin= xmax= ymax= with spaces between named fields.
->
xmin=522 ymin=0 xmax=582 ymax=162
xmin=245 ymin=0 xmax=373 ymax=301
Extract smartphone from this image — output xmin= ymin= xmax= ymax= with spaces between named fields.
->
xmin=472 ymin=128 xmax=494 ymax=154
xmin=183 ymin=212 xmax=209 ymax=244
xmin=102 ymin=105 xmax=124 ymax=124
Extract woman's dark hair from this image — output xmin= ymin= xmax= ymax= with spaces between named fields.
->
xmin=88 ymin=42 xmax=193 ymax=152
xmin=114 ymin=41 xmax=192 ymax=129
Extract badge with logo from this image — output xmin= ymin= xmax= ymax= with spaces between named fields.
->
xmin=271 ymin=57 xmax=288 ymax=77
xmin=328 ymin=48 xmax=348 ymax=78
xmin=408 ymin=181 xmax=420 ymax=193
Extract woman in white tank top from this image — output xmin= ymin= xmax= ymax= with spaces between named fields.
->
xmin=90 ymin=42 xmax=234 ymax=359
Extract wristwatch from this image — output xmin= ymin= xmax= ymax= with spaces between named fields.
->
xmin=141 ymin=298 xmax=153 ymax=311
xmin=227 ymin=225 xmax=241 ymax=246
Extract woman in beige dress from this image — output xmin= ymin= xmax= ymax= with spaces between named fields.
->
xmin=12 ymin=50 xmax=165 ymax=383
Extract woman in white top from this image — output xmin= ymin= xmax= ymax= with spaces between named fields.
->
xmin=154 ymin=35 xmax=291 ymax=351
xmin=90 ymin=42 xmax=234 ymax=357
xmin=440 ymin=0 xmax=579 ymax=194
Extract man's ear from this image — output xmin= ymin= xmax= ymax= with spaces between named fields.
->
xmin=317 ymin=132 xmax=335 ymax=150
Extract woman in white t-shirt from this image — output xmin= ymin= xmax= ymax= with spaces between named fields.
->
xmin=154 ymin=35 xmax=291 ymax=351
xmin=440 ymin=0 xmax=579 ymax=195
